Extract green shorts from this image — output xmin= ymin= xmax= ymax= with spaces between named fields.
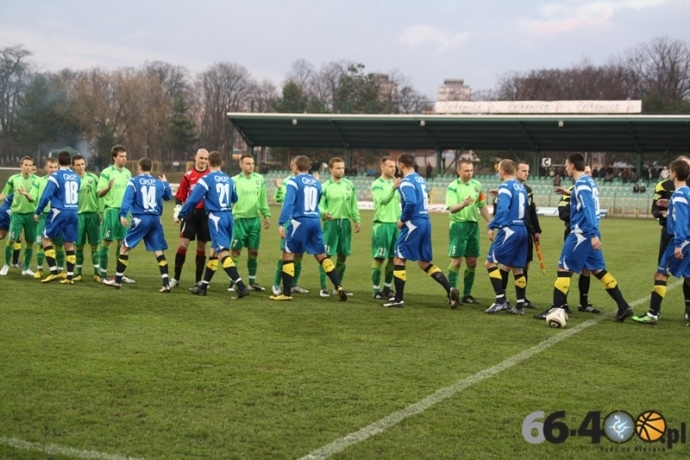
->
xmin=371 ymin=222 xmax=398 ymax=259
xmin=448 ymin=221 xmax=481 ymax=258
xmin=231 ymin=217 xmax=261 ymax=250
xmin=101 ymin=208 xmax=127 ymax=242
xmin=35 ymin=213 xmax=64 ymax=245
xmin=77 ymin=212 xmax=101 ymax=246
xmin=9 ymin=212 xmax=36 ymax=243
xmin=323 ymin=219 xmax=352 ymax=256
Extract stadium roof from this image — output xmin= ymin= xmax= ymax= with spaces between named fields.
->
xmin=226 ymin=113 xmax=690 ymax=153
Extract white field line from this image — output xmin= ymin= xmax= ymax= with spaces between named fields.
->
xmin=0 ymin=437 xmax=144 ymax=460
xmin=299 ymin=282 xmax=681 ymax=460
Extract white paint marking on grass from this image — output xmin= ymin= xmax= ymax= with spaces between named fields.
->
xmin=0 ymin=437 xmax=145 ymax=460
xmin=299 ymin=283 xmax=680 ymax=460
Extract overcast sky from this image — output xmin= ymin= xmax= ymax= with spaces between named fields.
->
xmin=2 ymin=0 xmax=689 ymax=98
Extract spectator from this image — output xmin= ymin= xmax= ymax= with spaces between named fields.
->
xmin=426 ymin=162 xmax=433 ymax=180
xmin=660 ymin=166 xmax=669 ymax=180
xmin=553 ymin=174 xmax=562 ymax=187
xmin=413 ymin=163 xmax=419 ymax=173
xmin=591 ymin=167 xmax=599 ymax=178
xmin=366 ymin=166 xmax=375 ymax=177
xmin=604 ymin=171 xmax=614 ymax=184
xmin=633 ymin=183 xmax=640 ymax=193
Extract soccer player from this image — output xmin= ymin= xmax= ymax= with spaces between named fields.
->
xmin=0 ymin=156 xmax=38 ymax=276
xmin=227 ymin=154 xmax=271 ymax=292
xmin=370 ymin=156 xmax=400 ymax=299
xmin=484 ymin=160 xmax=529 ymax=314
xmin=34 ymin=150 xmax=80 ymax=284
xmin=633 ymin=159 xmax=690 ymax=325
xmin=32 ymin=157 xmax=64 ymax=278
xmin=72 ymin=155 xmax=101 ymax=281
xmin=269 ymin=155 xmax=348 ymax=302
xmin=102 ymin=158 xmax=172 ymax=292
xmin=317 ymin=157 xmax=361 ymax=297
xmin=176 ymin=151 xmax=249 ymax=298
xmin=534 ymin=165 xmax=599 ymax=319
xmin=383 ymin=153 xmax=460 ymax=309
xmin=445 ymin=159 xmax=491 ymax=305
xmin=96 ymin=144 xmax=134 ymax=283
xmin=171 ymin=148 xmax=210 ymax=288
xmin=0 ymin=194 xmax=14 ymax=241
xmin=650 ymin=155 xmax=690 ymax=316
xmin=549 ymin=152 xmax=633 ymax=322
xmin=490 ymin=161 xmax=541 ymax=309
xmin=271 ymin=161 xmax=308 ymax=295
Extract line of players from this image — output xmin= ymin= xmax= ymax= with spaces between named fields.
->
xmin=1 ymin=146 xmax=687 ymax=324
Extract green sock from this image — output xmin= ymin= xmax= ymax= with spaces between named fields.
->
xmin=36 ymin=247 xmax=45 ymax=269
xmin=91 ymin=245 xmax=99 ymax=275
xmin=448 ymin=264 xmax=460 ymax=289
xmin=23 ymin=247 xmax=33 ymax=271
xmin=99 ymin=243 xmax=110 ymax=275
xmin=372 ymin=260 xmax=383 ymax=294
xmin=384 ymin=260 xmax=394 ymax=289
xmin=318 ymin=264 xmax=327 ymax=290
xmin=247 ymin=255 xmax=258 ymax=285
xmin=76 ymin=246 xmax=84 ymax=275
xmin=273 ymin=259 xmax=283 ymax=286
xmin=336 ymin=258 xmax=346 ymax=283
xmin=4 ymin=245 xmax=11 ymax=265
xmin=294 ymin=254 xmax=303 ymax=285
xmin=56 ymin=246 xmax=65 ymax=271
xmin=463 ymin=266 xmax=476 ymax=297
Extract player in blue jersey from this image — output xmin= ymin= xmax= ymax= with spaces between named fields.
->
xmin=633 ymin=159 xmax=690 ymax=325
xmin=551 ymin=152 xmax=633 ymax=322
xmin=484 ymin=160 xmax=529 ymax=314
xmin=383 ymin=153 xmax=460 ymax=308
xmin=0 ymin=193 xmax=13 ymax=240
xmin=102 ymin=158 xmax=172 ymax=292
xmin=175 ymin=151 xmax=249 ymax=298
xmin=269 ymin=155 xmax=348 ymax=302
xmin=34 ymin=150 xmax=80 ymax=284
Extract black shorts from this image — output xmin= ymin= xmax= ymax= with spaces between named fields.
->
xmin=180 ymin=208 xmax=210 ymax=242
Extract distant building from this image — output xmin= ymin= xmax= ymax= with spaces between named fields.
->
xmin=374 ymin=73 xmax=398 ymax=102
xmin=437 ymin=79 xmax=471 ymax=102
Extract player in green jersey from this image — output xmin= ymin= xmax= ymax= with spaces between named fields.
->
xmin=370 ymin=157 xmax=401 ymax=299
xmin=31 ymin=157 xmax=65 ymax=279
xmin=270 ymin=158 xmax=309 ymax=296
xmin=96 ymin=145 xmax=134 ymax=283
xmin=318 ymin=157 xmax=361 ymax=297
xmin=0 ymin=156 xmax=38 ymax=276
xmin=227 ymin=154 xmax=271 ymax=292
xmin=445 ymin=160 xmax=492 ymax=305
xmin=71 ymin=155 xmax=101 ymax=281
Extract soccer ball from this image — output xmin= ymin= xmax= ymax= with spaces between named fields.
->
xmin=545 ymin=308 xmax=568 ymax=328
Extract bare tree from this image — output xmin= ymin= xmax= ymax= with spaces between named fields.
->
xmin=248 ymin=78 xmax=278 ymax=113
xmin=626 ymin=36 xmax=690 ymax=103
xmin=0 ymin=45 xmax=34 ymax=162
xmin=195 ymin=62 xmax=254 ymax=155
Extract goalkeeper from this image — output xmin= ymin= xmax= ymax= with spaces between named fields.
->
xmin=171 ymin=149 xmax=211 ymax=288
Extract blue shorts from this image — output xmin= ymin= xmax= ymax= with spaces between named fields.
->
xmin=0 ymin=212 xmax=9 ymax=231
xmin=207 ymin=211 xmax=233 ymax=253
xmin=558 ymin=232 xmax=606 ymax=273
xmin=43 ymin=208 xmax=78 ymax=243
xmin=486 ymin=225 xmax=528 ymax=268
xmin=284 ymin=217 xmax=326 ymax=255
xmin=123 ymin=215 xmax=168 ymax=252
xmin=395 ymin=218 xmax=432 ymax=262
xmin=657 ymin=241 xmax=690 ymax=278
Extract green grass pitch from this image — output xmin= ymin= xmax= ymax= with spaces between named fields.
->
xmin=1 ymin=209 xmax=689 ymax=459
